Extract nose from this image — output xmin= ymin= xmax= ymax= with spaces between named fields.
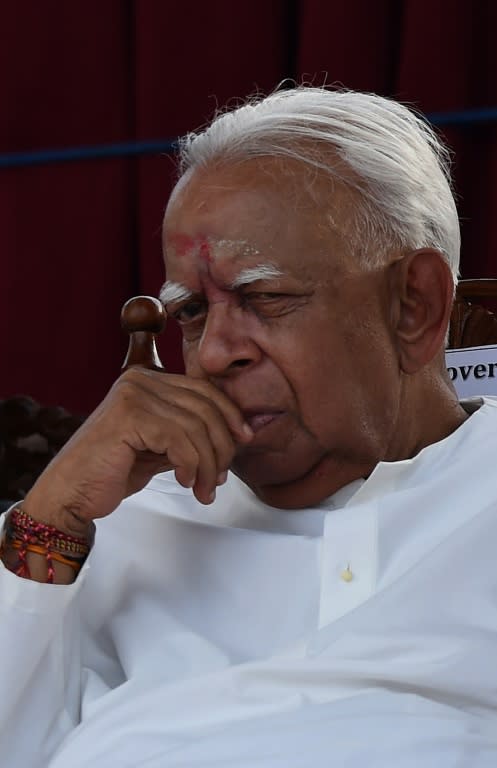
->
xmin=195 ymin=303 xmax=262 ymax=377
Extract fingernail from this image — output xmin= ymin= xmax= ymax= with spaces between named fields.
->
xmin=208 ymin=489 xmax=216 ymax=503
xmin=242 ymin=423 xmax=254 ymax=439
xmin=186 ymin=476 xmax=195 ymax=488
xmin=217 ymin=471 xmax=228 ymax=486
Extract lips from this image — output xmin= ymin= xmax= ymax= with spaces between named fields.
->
xmin=242 ymin=410 xmax=284 ymax=433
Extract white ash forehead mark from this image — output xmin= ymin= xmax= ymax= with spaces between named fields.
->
xmin=159 ymin=281 xmax=193 ymax=305
xmin=209 ymin=238 xmax=261 ymax=258
xmin=230 ymin=264 xmax=285 ymax=288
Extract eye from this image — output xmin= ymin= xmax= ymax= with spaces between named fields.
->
xmin=240 ymin=290 xmax=310 ymax=318
xmin=241 ymin=292 xmax=288 ymax=310
xmin=170 ymin=300 xmax=207 ymax=324
xmin=242 ymin=291 xmax=284 ymax=304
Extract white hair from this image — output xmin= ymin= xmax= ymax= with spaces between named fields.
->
xmin=178 ymin=87 xmax=460 ymax=283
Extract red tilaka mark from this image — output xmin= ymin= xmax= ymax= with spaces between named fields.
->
xmin=199 ymin=238 xmax=213 ymax=263
xmin=168 ymin=232 xmax=197 ymax=257
xmin=168 ymin=232 xmax=213 ymax=262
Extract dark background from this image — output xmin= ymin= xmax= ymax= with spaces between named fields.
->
xmin=1 ymin=0 xmax=496 ymax=414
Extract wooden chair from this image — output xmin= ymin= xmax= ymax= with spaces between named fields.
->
xmin=449 ymin=279 xmax=497 ymax=349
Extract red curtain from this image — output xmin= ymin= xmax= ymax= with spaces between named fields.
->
xmin=1 ymin=0 xmax=496 ymax=414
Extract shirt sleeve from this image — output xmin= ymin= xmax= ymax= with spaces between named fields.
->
xmin=0 ymin=511 xmax=90 ymax=767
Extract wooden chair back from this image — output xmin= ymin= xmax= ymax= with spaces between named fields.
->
xmin=449 ymin=279 xmax=497 ymax=349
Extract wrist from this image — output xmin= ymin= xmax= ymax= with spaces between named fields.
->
xmin=23 ymin=488 xmax=95 ymax=542
xmin=1 ymin=503 xmax=93 ymax=584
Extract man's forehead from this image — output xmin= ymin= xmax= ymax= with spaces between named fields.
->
xmin=164 ymin=163 xmax=275 ymax=229
xmin=161 ymin=159 xmax=359 ymax=294
xmin=164 ymin=232 xmax=262 ymax=261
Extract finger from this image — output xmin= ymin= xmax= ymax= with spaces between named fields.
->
xmin=111 ymin=371 xmax=241 ymax=500
xmin=119 ymin=373 xmax=239 ymax=475
xmin=159 ymin=388 xmax=237 ymax=474
xmin=131 ymin=370 xmax=254 ymax=443
xmin=167 ymin=410 xmax=219 ymax=504
xmin=135 ymin=407 xmax=219 ymax=504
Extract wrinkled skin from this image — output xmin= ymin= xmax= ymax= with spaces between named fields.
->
xmin=162 ymin=159 xmax=465 ymax=509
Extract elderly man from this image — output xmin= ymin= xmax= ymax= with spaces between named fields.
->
xmin=1 ymin=87 xmax=497 ymax=767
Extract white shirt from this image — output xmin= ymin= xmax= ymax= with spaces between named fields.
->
xmin=1 ymin=398 xmax=497 ymax=767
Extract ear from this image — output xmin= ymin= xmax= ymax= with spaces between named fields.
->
xmin=392 ymin=249 xmax=454 ymax=374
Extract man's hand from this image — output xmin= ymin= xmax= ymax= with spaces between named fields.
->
xmin=23 ymin=369 xmax=254 ymax=537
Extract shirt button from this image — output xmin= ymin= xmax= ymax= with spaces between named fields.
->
xmin=340 ymin=565 xmax=354 ymax=582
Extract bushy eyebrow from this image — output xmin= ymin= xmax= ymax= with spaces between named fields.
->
xmin=159 ymin=264 xmax=285 ymax=305
xmin=159 ymin=281 xmax=193 ymax=305
xmin=229 ymin=264 xmax=285 ymax=288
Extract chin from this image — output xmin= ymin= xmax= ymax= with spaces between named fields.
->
xmin=230 ymin=450 xmax=325 ymax=509
xmin=232 ymin=449 xmax=371 ymax=510
xmin=231 ymin=452 xmax=306 ymax=490
xmin=231 ymin=429 xmax=324 ymax=486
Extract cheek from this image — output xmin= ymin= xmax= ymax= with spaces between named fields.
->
xmin=290 ymin=335 xmax=385 ymax=418
xmin=301 ymin=336 xmax=400 ymax=447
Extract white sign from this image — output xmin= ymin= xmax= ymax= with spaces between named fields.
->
xmin=445 ymin=345 xmax=497 ymax=397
